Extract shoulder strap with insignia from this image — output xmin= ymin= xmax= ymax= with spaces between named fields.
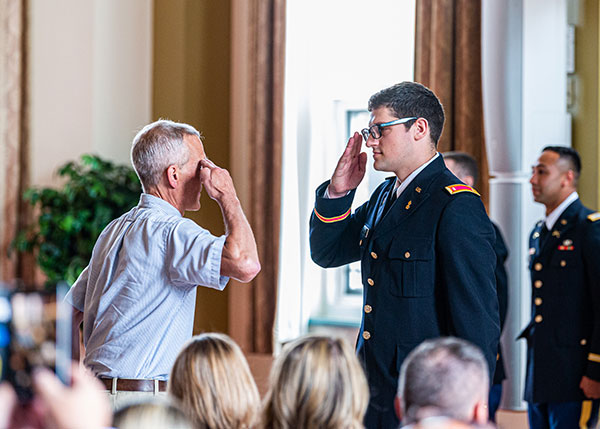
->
xmin=587 ymin=212 xmax=600 ymax=222
xmin=445 ymin=184 xmax=480 ymax=196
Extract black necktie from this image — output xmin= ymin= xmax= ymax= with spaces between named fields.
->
xmin=539 ymin=224 xmax=550 ymax=249
xmin=382 ymin=188 xmax=397 ymax=217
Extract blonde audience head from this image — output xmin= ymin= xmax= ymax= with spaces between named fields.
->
xmin=113 ymin=400 xmax=193 ymax=429
xmin=169 ymin=333 xmax=260 ymax=429
xmin=261 ymin=335 xmax=369 ymax=429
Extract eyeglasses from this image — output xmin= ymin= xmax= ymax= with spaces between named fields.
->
xmin=361 ymin=117 xmax=417 ymax=141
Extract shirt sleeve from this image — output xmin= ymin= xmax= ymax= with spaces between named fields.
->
xmin=167 ymin=218 xmax=229 ymax=290
xmin=64 ymin=265 xmax=90 ymax=311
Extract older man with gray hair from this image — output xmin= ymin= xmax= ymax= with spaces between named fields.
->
xmin=396 ymin=337 xmax=490 ymax=428
xmin=66 ymin=119 xmax=260 ymax=409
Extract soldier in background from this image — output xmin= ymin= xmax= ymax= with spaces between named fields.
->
xmin=520 ymin=146 xmax=600 ymax=428
xmin=443 ymin=151 xmax=509 ymax=422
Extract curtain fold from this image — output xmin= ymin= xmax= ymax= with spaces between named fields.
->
xmin=229 ymin=0 xmax=285 ymax=354
xmin=0 ymin=0 xmax=31 ymax=283
xmin=415 ymin=0 xmax=489 ymax=206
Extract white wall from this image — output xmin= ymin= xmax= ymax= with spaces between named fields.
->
xmin=483 ymin=0 xmax=568 ymax=410
xmin=29 ymin=0 xmax=153 ymax=187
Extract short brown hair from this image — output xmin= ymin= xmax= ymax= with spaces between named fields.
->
xmin=368 ymin=81 xmax=445 ymax=146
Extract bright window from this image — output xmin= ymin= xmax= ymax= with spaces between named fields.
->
xmin=276 ymin=0 xmax=416 ymax=344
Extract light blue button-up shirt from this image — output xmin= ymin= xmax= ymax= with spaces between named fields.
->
xmin=66 ymin=194 xmax=228 ymax=380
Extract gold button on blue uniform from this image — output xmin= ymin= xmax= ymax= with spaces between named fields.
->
xmin=363 ymin=331 xmax=371 ymax=340
xmin=535 ymin=315 xmax=543 ymax=323
xmin=534 ymin=263 xmax=543 ymax=271
xmin=371 ymin=252 xmax=378 ymax=259
xmin=367 ymin=278 xmax=374 ymax=286
xmin=364 ymin=305 xmax=372 ymax=313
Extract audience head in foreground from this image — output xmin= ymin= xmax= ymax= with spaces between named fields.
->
xmin=261 ymin=335 xmax=369 ymax=429
xmin=169 ymin=333 xmax=260 ymax=429
xmin=397 ymin=337 xmax=489 ymax=426
xmin=113 ymin=401 xmax=193 ymax=429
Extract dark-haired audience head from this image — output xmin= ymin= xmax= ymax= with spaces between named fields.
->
xmin=530 ymin=146 xmax=581 ymax=213
xmin=443 ymin=151 xmax=478 ymax=188
xmin=113 ymin=400 xmax=193 ymax=429
xmin=368 ymin=81 xmax=445 ymax=147
xmin=397 ymin=337 xmax=489 ymax=426
xmin=261 ymin=335 xmax=369 ymax=429
xmin=169 ymin=333 xmax=260 ymax=429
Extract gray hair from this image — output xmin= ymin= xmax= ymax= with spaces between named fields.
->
xmin=398 ymin=337 xmax=489 ymax=424
xmin=130 ymin=119 xmax=201 ymax=192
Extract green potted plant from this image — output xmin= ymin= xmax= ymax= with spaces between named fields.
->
xmin=13 ymin=154 xmax=141 ymax=286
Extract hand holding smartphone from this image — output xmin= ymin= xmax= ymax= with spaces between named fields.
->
xmin=0 ymin=282 xmax=72 ymax=402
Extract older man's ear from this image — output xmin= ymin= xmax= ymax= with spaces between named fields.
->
xmin=166 ymin=165 xmax=180 ymax=188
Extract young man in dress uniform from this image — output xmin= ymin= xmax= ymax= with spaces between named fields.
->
xmin=309 ymin=82 xmax=500 ymax=429
xmin=520 ymin=146 xmax=600 ymax=428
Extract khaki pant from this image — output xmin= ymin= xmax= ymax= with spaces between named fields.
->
xmin=105 ymin=389 xmax=169 ymax=412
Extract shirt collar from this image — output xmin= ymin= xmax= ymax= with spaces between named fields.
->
xmin=393 ymin=152 xmax=440 ymax=197
xmin=139 ymin=193 xmax=182 ymax=217
xmin=545 ymin=191 xmax=578 ymax=230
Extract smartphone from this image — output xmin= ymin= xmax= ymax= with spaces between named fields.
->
xmin=0 ymin=283 xmax=71 ymax=402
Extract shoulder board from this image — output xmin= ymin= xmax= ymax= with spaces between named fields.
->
xmin=587 ymin=212 xmax=600 ymax=222
xmin=445 ymin=184 xmax=480 ymax=196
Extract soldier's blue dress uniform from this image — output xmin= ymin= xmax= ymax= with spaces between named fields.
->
xmin=520 ymin=198 xmax=600 ymax=428
xmin=490 ymin=222 xmax=509 ymax=421
xmin=309 ymin=156 xmax=500 ymax=429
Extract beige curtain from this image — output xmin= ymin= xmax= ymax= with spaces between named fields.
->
xmin=415 ymin=0 xmax=489 ymax=206
xmin=0 ymin=0 xmax=31 ymax=283
xmin=229 ymin=0 xmax=285 ymax=354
